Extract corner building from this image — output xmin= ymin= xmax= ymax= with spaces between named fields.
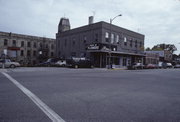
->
xmin=56 ymin=18 xmax=145 ymax=68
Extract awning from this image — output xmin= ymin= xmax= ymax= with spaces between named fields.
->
xmin=87 ymin=50 xmax=145 ymax=57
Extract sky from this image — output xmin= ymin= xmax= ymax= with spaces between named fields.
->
xmin=0 ymin=0 xmax=180 ymax=54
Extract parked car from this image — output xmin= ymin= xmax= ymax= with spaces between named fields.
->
xmin=166 ymin=63 xmax=173 ymax=68
xmin=145 ymin=64 xmax=157 ymax=69
xmin=37 ymin=58 xmax=59 ymax=67
xmin=66 ymin=57 xmax=93 ymax=68
xmin=54 ymin=60 xmax=66 ymax=67
xmin=128 ymin=63 xmax=144 ymax=70
xmin=0 ymin=59 xmax=20 ymax=68
xmin=174 ymin=64 xmax=180 ymax=68
xmin=158 ymin=62 xmax=168 ymax=69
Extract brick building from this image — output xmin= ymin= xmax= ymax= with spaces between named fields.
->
xmin=56 ymin=18 xmax=145 ymax=68
xmin=0 ymin=31 xmax=55 ymax=66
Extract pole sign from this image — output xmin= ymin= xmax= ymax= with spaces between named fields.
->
xmin=3 ymin=49 xmax=7 ymax=55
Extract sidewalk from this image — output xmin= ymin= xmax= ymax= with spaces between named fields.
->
xmin=0 ymin=68 xmax=8 ymax=73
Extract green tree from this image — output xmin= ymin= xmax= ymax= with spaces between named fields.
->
xmin=152 ymin=44 xmax=177 ymax=53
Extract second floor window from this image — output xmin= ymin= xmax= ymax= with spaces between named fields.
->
xmin=105 ymin=32 xmax=109 ymax=42
xmin=130 ymin=39 xmax=133 ymax=47
xmin=124 ymin=37 xmax=127 ymax=46
xmin=39 ymin=43 xmax=42 ymax=48
xmin=27 ymin=42 xmax=31 ymax=47
xmin=4 ymin=39 xmax=8 ymax=46
xmin=21 ymin=41 xmax=24 ymax=47
xmin=135 ymin=40 xmax=137 ymax=48
xmin=13 ymin=40 xmax=16 ymax=46
xmin=33 ymin=42 xmax=37 ymax=48
xmin=116 ymin=35 xmax=119 ymax=43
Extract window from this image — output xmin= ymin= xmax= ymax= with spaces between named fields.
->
xmin=33 ymin=42 xmax=37 ymax=48
xmin=21 ymin=41 xmax=24 ymax=47
xmin=105 ymin=32 xmax=109 ymax=42
xmin=83 ymin=36 xmax=87 ymax=43
xmin=13 ymin=40 xmax=16 ymax=46
xmin=27 ymin=50 xmax=31 ymax=56
xmin=20 ymin=50 xmax=24 ymax=56
xmin=33 ymin=51 xmax=36 ymax=56
xmin=4 ymin=39 xmax=8 ymax=46
xmin=140 ymin=41 xmax=142 ymax=48
xmin=130 ymin=39 xmax=133 ymax=47
xmin=27 ymin=42 xmax=31 ymax=47
xmin=124 ymin=37 xmax=127 ymax=46
xmin=39 ymin=43 xmax=42 ymax=48
xmin=51 ymin=52 xmax=54 ymax=57
xmin=111 ymin=34 xmax=114 ymax=43
xmin=135 ymin=40 xmax=137 ymax=47
xmin=123 ymin=58 xmax=127 ymax=66
xmin=116 ymin=35 xmax=119 ymax=43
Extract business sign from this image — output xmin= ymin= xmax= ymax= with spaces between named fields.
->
xmin=3 ymin=49 xmax=7 ymax=55
xmin=87 ymin=44 xmax=99 ymax=50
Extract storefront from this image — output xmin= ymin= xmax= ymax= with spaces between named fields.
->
xmin=87 ymin=44 xmax=145 ymax=68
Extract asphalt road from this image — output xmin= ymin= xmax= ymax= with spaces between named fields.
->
xmin=0 ymin=68 xmax=180 ymax=122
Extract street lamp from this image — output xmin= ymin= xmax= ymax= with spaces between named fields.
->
xmin=108 ymin=14 xmax=122 ymax=69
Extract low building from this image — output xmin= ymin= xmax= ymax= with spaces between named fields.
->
xmin=56 ymin=17 xmax=145 ymax=68
xmin=0 ymin=31 xmax=55 ymax=66
xmin=145 ymin=50 xmax=172 ymax=63
xmin=145 ymin=51 xmax=159 ymax=65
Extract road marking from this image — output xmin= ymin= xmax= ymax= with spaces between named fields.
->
xmin=2 ymin=72 xmax=65 ymax=122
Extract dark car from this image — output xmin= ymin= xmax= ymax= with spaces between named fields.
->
xmin=37 ymin=58 xmax=60 ymax=67
xmin=66 ymin=57 xmax=93 ymax=68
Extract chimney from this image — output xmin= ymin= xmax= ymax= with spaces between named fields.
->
xmin=88 ymin=16 xmax=94 ymax=25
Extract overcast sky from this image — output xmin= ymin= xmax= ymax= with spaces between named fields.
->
xmin=0 ymin=0 xmax=180 ymax=54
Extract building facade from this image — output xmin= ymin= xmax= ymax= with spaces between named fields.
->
xmin=145 ymin=50 xmax=172 ymax=63
xmin=56 ymin=18 xmax=145 ymax=68
xmin=0 ymin=31 xmax=55 ymax=66
xmin=145 ymin=51 xmax=159 ymax=65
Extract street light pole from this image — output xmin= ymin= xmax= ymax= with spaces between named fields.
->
xmin=108 ymin=14 xmax=122 ymax=69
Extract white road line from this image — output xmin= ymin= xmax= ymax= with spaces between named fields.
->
xmin=2 ymin=72 xmax=65 ymax=122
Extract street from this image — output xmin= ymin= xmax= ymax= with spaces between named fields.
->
xmin=0 ymin=68 xmax=180 ymax=122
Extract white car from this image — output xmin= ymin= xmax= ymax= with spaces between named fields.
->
xmin=0 ymin=59 xmax=20 ymax=68
xmin=55 ymin=60 xmax=66 ymax=67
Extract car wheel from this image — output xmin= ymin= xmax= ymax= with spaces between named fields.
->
xmin=10 ymin=64 xmax=16 ymax=68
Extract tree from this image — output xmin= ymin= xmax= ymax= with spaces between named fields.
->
xmin=145 ymin=47 xmax=151 ymax=51
xmin=151 ymin=44 xmax=177 ymax=53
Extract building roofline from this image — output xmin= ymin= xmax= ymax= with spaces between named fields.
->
xmin=57 ymin=21 xmax=145 ymax=37
xmin=0 ymin=31 xmax=55 ymax=41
